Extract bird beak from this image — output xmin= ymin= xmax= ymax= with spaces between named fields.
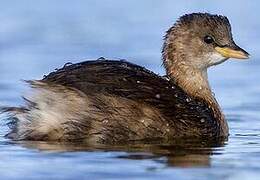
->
xmin=215 ymin=44 xmax=250 ymax=60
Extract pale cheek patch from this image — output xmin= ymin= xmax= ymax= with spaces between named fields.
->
xmin=208 ymin=52 xmax=228 ymax=66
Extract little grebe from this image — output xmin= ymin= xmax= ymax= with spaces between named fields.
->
xmin=3 ymin=13 xmax=249 ymax=143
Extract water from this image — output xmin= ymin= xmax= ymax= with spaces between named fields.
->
xmin=0 ymin=0 xmax=259 ymax=179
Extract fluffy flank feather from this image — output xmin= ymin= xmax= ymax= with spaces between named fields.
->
xmin=1 ymin=81 xmax=90 ymax=141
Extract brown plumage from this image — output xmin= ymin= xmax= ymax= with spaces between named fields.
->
xmin=2 ymin=13 xmax=249 ymax=144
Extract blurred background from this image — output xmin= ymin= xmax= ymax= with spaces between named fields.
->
xmin=0 ymin=1 xmax=260 ymax=179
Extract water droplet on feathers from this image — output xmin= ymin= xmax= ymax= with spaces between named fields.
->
xmin=185 ymin=97 xmax=191 ymax=102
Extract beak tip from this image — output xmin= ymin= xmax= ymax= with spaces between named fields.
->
xmin=243 ymin=52 xmax=250 ymax=59
xmin=236 ymin=45 xmax=250 ymax=59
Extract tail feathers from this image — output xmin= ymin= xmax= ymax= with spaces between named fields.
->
xmin=0 ymin=106 xmax=26 ymax=139
xmin=1 ymin=80 xmax=90 ymax=141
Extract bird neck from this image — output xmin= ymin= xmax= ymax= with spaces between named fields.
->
xmin=163 ymin=58 xmax=228 ymax=136
xmin=166 ymin=62 xmax=213 ymax=102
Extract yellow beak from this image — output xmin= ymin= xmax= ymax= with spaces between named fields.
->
xmin=215 ymin=46 xmax=249 ymax=59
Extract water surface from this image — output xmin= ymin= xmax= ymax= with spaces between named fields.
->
xmin=0 ymin=1 xmax=260 ymax=179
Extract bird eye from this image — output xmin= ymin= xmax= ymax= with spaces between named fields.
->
xmin=204 ymin=35 xmax=214 ymax=44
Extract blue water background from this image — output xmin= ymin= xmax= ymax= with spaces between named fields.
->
xmin=0 ymin=1 xmax=260 ymax=179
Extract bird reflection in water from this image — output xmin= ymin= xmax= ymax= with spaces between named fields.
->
xmin=16 ymin=137 xmax=226 ymax=168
